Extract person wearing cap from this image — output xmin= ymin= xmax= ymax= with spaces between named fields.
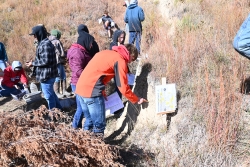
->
xmin=26 ymin=25 xmax=62 ymax=110
xmin=0 ymin=61 xmax=28 ymax=97
xmin=124 ymin=0 xmax=145 ymax=54
xmin=75 ymin=44 xmax=148 ymax=135
xmin=48 ymin=29 xmax=71 ymax=98
xmin=0 ymin=42 xmax=9 ymax=71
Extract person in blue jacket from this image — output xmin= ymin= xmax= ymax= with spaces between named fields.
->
xmin=0 ymin=42 xmax=9 ymax=71
xmin=124 ymin=0 xmax=145 ymax=55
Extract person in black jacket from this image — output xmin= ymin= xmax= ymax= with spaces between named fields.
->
xmin=109 ymin=30 xmax=126 ymax=50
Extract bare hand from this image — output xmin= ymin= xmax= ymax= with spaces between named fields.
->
xmin=25 ymin=61 xmax=33 ymax=67
xmin=14 ymin=85 xmax=20 ymax=89
xmin=138 ymin=98 xmax=148 ymax=104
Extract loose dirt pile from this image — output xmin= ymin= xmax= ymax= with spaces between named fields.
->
xmin=0 ymin=105 xmax=123 ymax=167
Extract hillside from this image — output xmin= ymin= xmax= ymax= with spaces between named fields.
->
xmin=0 ymin=0 xmax=250 ymax=166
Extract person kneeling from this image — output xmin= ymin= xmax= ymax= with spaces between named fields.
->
xmin=0 ymin=61 xmax=28 ymax=97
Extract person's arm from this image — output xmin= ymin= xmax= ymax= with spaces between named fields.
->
xmin=58 ymin=41 xmax=65 ymax=58
xmin=124 ymin=9 xmax=128 ymax=23
xmin=139 ymin=7 xmax=145 ymax=22
xmin=20 ymin=69 xmax=28 ymax=85
xmin=3 ymin=69 xmax=14 ymax=87
xmin=115 ymin=61 xmax=139 ymax=103
xmin=0 ymin=43 xmax=8 ymax=62
xmin=70 ymin=50 xmax=86 ymax=78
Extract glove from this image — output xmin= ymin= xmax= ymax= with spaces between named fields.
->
xmin=111 ymin=22 xmax=115 ymax=27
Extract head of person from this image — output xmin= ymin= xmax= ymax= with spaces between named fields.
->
xmin=77 ymin=32 xmax=94 ymax=52
xmin=29 ymin=25 xmax=48 ymax=42
xmin=130 ymin=0 xmax=138 ymax=5
xmin=50 ymin=29 xmax=62 ymax=39
xmin=77 ymin=24 xmax=89 ymax=34
xmin=124 ymin=44 xmax=138 ymax=63
xmin=11 ymin=61 xmax=23 ymax=73
xmin=104 ymin=10 xmax=109 ymax=17
xmin=113 ymin=30 xmax=126 ymax=44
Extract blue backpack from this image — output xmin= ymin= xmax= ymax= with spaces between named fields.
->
xmin=233 ymin=13 xmax=250 ymax=59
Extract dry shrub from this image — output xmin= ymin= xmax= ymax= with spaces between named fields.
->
xmin=0 ymin=105 xmax=123 ymax=167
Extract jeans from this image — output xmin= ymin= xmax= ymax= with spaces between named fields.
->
xmin=78 ymin=95 xmax=106 ymax=133
xmin=55 ymin=63 xmax=66 ymax=82
xmin=0 ymin=60 xmax=7 ymax=71
xmin=129 ymin=31 xmax=142 ymax=54
xmin=0 ymin=83 xmax=23 ymax=97
xmin=40 ymin=77 xmax=62 ymax=110
xmin=71 ymin=84 xmax=84 ymax=129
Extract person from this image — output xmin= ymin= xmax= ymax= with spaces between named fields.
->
xmin=109 ymin=30 xmax=127 ymax=99
xmin=109 ymin=30 xmax=126 ymax=50
xmin=124 ymin=0 xmax=145 ymax=54
xmin=75 ymin=44 xmax=147 ymax=135
xmin=68 ymin=24 xmax=96 ymax=129
xmin=123 ymin=1 xmax=130 ymax=35
xmin=48 ymin=29 xmax=71 ymax=98
xmin=26 ymin=25 xmax=62 ymax=110
xmin=0 ymin=42 xmax=9 ymax=71
xmin=0 ymin=61 xmax=28 ymax=97
xmin=100 ymin=10 xmax=117 ymax=38
xmin=77 ymin=24 xmax=99 ymax=57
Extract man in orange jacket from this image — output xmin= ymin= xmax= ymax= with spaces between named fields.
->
xmin=75 ymin=44 xmax=147 ymax=135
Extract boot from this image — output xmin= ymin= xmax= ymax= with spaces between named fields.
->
xmin=53 ymin=82 xmax=63 ymax=98
xmin=61 ymin=80 xmax=72 ymax=97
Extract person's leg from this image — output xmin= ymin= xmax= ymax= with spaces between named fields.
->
xmin=135 ymin=31 xmax=142 ymax=54
xmin=0 ymin=85 xmax=21 ymax=97
xmin=83 ymin=96 xmax=106 ymax=134
xmin=60 ymin=65 xmax=71 ymax=96
xmin=54 ymin=64 xmax=63 ymax=98
xmin=71 ymin=84 xmax=84 ymax=129
xmin=78 ymin=95 xmax=94 ymax=131
xmin=129 ymin=32 xmax=136 ymax=45
xmin=40 ymin=78 xmax=62 ymax=110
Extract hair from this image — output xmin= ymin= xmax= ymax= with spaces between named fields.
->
xmin=104 ymin=10 xmax=109 ymax=15
xmin=124 ymin=43 xmax=138 ymax=61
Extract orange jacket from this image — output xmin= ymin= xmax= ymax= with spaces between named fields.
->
xmin=76 ymin=45 xmax=139 ymax=103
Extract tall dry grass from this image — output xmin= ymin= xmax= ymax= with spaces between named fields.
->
xmin=0 ymin=0 xmax=125 ymax=63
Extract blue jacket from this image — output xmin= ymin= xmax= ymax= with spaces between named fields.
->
xmin=0 ymin=42 xmax=8 ymax=62
xmin=124 ymin=4 xmax=145 ymax=32
xmin=233 ymin=13 xmax=250 ymax=59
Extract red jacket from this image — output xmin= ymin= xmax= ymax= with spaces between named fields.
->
xmin=1 ymin=66 xmax=28 ymax=88
xmin=76 ymin=45 xmax=139 ymax=103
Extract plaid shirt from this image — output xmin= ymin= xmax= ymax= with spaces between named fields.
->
xmin=32 ymin=38 xmax=58 ymax=82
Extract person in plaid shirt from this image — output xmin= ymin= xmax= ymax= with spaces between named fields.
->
xmin=26 ymin=25 xmax=62 ymax=110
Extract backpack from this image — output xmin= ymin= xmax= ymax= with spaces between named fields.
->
xmin=233 ymin=13 xmax=250 ymax=60
xmin=49 ymin=37 xmax=66 ymax=64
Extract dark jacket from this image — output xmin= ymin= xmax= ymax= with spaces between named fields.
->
xmin=109 ymin=30 xmax=125 ymax=50
xmin=124 ymin=2 xmax=145 ymax=32
xmin=0 ymin=42 xmax=8 ymax=62
xmin=31 ymin=26 xmax=58 ymax=82
xmin=77 ymin=24 xmax=99 ymax=57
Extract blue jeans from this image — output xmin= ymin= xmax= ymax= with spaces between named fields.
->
xmin=129 ymin=31 xmax=142 ymax=54
xmin=0 ymin=83 xmax=23 ymax=97
xmin=71 ymin=84 xmax=84 ymax=129
xmin=55 ymin=63 xmax=66 ymax=82
xmin=0 ymin=60 xmax=7 ymax=71
xmin=78 ymin=95 xmax=106 ymax=133
xmin=40 ymin=78 xmax=62 ymax=110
